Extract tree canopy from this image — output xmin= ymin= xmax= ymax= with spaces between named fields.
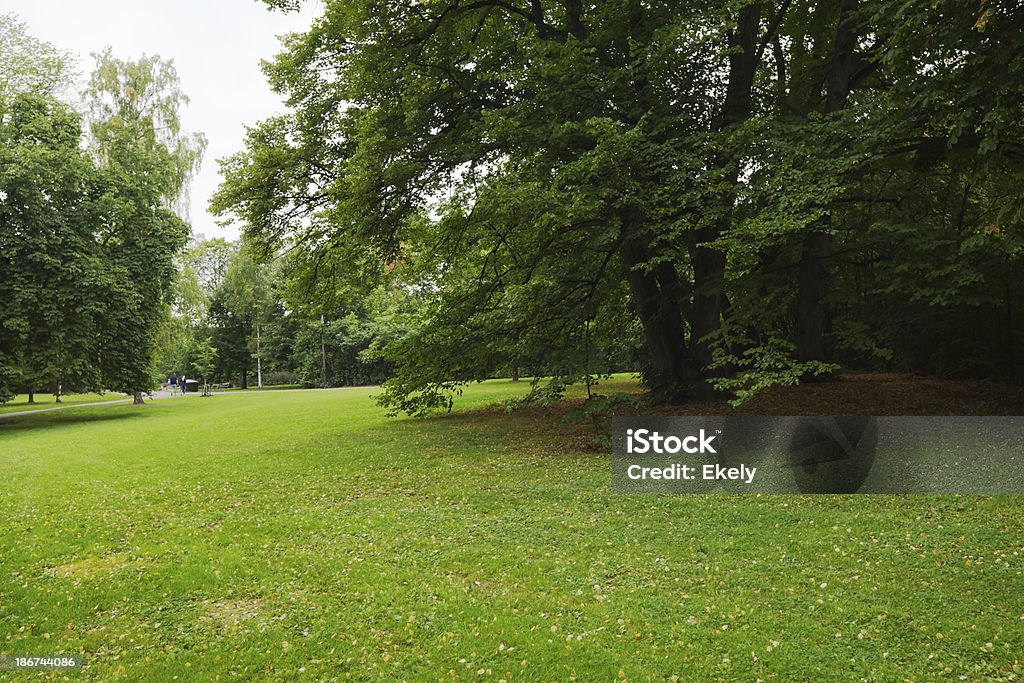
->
xmin=0 ymin=20 xmax=205 ymax=404
xmin=213 ymin=0 xmax=1022 ymax=414
xmin=0 ymin=13 xmax=74 ymax=104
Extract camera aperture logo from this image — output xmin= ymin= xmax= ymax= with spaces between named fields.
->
xmin=624 ymin=427 xmax=756 ymax=484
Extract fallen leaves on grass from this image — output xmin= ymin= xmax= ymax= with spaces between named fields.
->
xmin=200 ymin=598 xmax=265 ymax=631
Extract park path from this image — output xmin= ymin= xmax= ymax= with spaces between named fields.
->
xmin=0 ymin=386 xmax=372 ymax=420
xmin=0 ymin=392 xmax=176 ymax=420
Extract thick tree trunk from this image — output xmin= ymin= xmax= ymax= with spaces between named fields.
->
xmin=132 ymin=391 xmax=145 ymax=405
xmin=690 ymin=3 xmax=761 ymax=392
xmin=619 ymin=236 xmax=696 ymax=401
xmin=240 ymin=371 xmax=248 ymax=390
xmin=27 ymin=387 xmax=34 ymax=404
xmin=511 ymin=366 xmax=519 ymax=382
xmin=1006 ymin=257 xmax=1016 ymax=376
xmin=797 ymin=228 xmax=831 ymax=362
xmin=796 ymin=0 xmax=859 ymax=363
xmin=689 ymin=243 xmax=729 ymax=372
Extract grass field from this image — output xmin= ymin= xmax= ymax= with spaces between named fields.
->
xmin=1 ymin=379 xmax=1022 ymax=681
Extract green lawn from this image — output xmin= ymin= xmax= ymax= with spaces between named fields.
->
xmin=0 ymin=393 xmax=121 ymax=415
xmin=0 ymin=380 xmax=1021 ymax=681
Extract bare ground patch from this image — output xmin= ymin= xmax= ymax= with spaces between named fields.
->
xmin=44 ymin=553 xmax=138 ymax=579
xmin=200 ymin=597 xmax=266 ymax=631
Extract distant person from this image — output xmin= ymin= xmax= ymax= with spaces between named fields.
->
xmin=180 ymin=375 xmax=187 ymax=395
xmin=169 ymin=373 xmax=179 ymax=396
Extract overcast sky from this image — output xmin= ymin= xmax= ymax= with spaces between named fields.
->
xmin=6 ymin=0 xmax=322 ymax=240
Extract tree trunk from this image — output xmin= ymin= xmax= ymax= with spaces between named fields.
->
xmin=241 ymin=370 xmax=248 ymax=390
xmin=256 ymin=322 xmax=263 ymax=389
xmin=132 ymin=391 xmax=145 ymax=405
xmin=27 ymin=386 xmax=34 ymax=404
xmin=320 ymin=314 xmax=328 ymax=387
xmin=690 ymin=3 xmax=761 ymax=392
xmin=619 ymin=236 xmax=696 ymax=402
xmin=511 ymin=366 xmax=519 ymax=382
xmin=796 ymin=0 xmax=859 ymax=363
xmin=689 ymin=244 xmax=728 ymax=372
xmin=1006 ymin=257 xmax=1016 ymax=376
xmin=797 ymin=228 xmax=830 ymax=362
xmin=55 ymin=382 xmax=62 ymax=403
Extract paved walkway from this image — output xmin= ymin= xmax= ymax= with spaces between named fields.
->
xmin=0 ymin=392 xmax=177 ymax=420
xmin=0 ymin=386 xmax=372 ymax=420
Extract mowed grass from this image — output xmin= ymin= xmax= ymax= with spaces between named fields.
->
xmin=0 ymin=393 xmax=120 ymax=415
xmin=0 ymin=379 xmax=1022 ymax=681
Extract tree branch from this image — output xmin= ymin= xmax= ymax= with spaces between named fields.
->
xmin=754 ymin=0 xmax=793 ymax=68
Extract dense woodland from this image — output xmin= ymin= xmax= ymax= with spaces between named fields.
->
xmin=3 ymin=2 xmax=1023 ymax=413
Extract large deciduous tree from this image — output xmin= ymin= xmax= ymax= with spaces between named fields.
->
xmin=0 ymin=95 xmax=107 ymax=403
xmin=0 ymin=23 xmax=100 ymax=403
xmin=216 ymin=0 xmax=769 ymax=406
xmin=86 ymin=50 xmax=207 ymax=403
xmin=216 ymin=0 xmax=1023 ymax=412
xmin=1 ymin=21 xmax=208 ymax=405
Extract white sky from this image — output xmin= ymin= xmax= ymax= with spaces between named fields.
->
xmin=6 ymin=0 xmax=323 ymax=240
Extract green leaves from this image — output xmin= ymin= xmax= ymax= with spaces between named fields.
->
xmin=79 ymin=51 xmax=204 ymax=396
xmin=213 ymin=0 xmax=1024 ymax=410
xmin=0 ymin=27 xmax=206 ymax=402
xmin=0 ymin=13 xmax=73 ymax=107
xmin=85 ymin=49 xmax=207 ymax=209
xmin=0 ymin=93 xmax=107 ymax=398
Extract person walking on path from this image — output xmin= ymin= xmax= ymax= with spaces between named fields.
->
xmin=169 ymin=373 xmax=179 ymax=396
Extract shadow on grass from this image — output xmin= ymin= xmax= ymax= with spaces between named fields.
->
xmin=387 ymin=398 xmax=602 ymax=457
xmin=0 ymin=408 xmax=148 ymax=435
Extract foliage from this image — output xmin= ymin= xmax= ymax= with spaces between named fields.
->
xmin=0 ymin=18 xmax=86 ymax=401
xmin=0 ymin=20 xmax=205 ymax=403
xmin=212 ymin=0 xmax=1023 ymax=413
xmin=85 ymin=48 xmax=207 ymax=212
xmin=0 ymin=13 xmax=74 ymax=103
xmin=84 ymin=51 xmax=205 ymax=399
xmin=0 ymin=94 xmax=108 ymax=400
